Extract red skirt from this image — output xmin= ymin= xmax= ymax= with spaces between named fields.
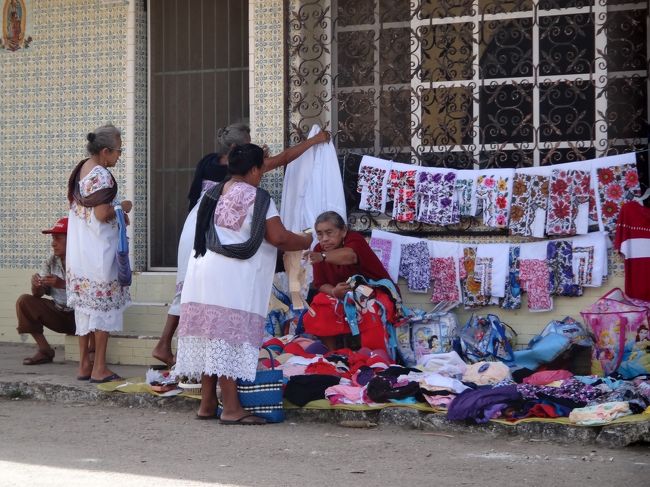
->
xmin=303 ymin=290 xmax=397 ymax=352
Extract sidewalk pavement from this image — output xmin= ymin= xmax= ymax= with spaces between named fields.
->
xmin=1 ymin=342 xmax=649 ymax=448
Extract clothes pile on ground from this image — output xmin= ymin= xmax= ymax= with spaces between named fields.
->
xmin=258 ymin=306 xmax=650 ymax=427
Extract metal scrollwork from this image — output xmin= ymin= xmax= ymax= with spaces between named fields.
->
xmin=286 ymin=0 xmax=649 ymax=234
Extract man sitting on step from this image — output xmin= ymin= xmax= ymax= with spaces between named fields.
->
xmin=15 ymin=217 xmax=86 ymax=365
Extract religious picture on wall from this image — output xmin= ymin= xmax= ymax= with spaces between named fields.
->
xmin=1 ymin=0 xmax=32 ymax=52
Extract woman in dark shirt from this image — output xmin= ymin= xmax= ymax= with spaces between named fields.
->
xmin=303 ymin=211 xmax=396 ymax=351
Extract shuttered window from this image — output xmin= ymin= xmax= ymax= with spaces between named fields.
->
xmin=149 ymin=0 xmax=249 ymax=268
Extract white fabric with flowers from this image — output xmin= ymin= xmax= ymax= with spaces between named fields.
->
xmin=66 ymin=165 xmax=130 ymax=334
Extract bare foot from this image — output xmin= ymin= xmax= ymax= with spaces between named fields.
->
xmin=77 ymin=358 xmax=93 ymax=379
xmin=152 ymin=344 xmax=175 ymax=367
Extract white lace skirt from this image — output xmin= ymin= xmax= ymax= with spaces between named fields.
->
xmin=75 ymin=309 xmax=124 ymax=336
xmin=174 ymin=337 xmax=259 ymax=381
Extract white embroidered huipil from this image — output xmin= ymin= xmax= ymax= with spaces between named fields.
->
xmin=66 ymin=166 xmax=130 ymax=335
xmin=175 ymin=182 xmax=279 ymax=381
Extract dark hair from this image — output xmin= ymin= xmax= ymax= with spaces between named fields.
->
xmin=216 ymin=123 xmax=251 ymax=154
xmin=636 ymin=324 xmax=649 ymax=342
xmin=86 ymin=124 xmax=121 ymax=155
xmin=187 ymin=153 xmax=229 ymax=212
xmin=315 ymin=211 xmax=347 ymax=230
xmin=228 ymin=143 xmax=264 ymax=176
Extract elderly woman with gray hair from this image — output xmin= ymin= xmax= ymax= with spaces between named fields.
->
xmin=66 ymin=123 xmax=132 ymax=383
xmin=152 ymin=123 xmax=331 ymax=366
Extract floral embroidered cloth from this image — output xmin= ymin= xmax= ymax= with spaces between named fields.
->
xmin=415 ymin=169 xmax=459 ymax=225
xmin=475 ymin=169 xmax=514 ymax=228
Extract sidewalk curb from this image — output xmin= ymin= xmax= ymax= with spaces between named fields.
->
xmin=2 ymin=380 xmax=649 ymax=448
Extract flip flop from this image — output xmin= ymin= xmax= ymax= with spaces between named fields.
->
xmin=77 ymin=375 xmax=91 ymax=381
xmin=219 ymin=413 xmax=267 ymax=426
xmin=89 ymin=373 xmax=123 ymax=384
xmin=22 ymin=349 xmax=55 ymax=366
xmin=195 ymin=414 xmax=220 ymax=421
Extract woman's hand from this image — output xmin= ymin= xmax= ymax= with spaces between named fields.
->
xmin=331 ymin=282 xmax=351 ymax=300
xmin=304 ymin=250 xmax=324 ymax=264
xmin=314 ymin=129 xmax=331 ymax=145
xmin=121 ymin=200 xmax=133 ymax=213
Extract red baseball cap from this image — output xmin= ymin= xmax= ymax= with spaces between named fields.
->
xmin=42 ymin=217 xmax=68 ymax=235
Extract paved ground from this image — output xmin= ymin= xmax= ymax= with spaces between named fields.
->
xmin=1 ymin=342 xmax=144 ymax=387
xmin=1 ymin=342 xmax=649 ymax=486
xmin=1 ymin=398 xmax=649 ymax=487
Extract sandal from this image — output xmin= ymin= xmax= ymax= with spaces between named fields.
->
xmin=22 ymin=349 xmax=55 ymax=366
xmin=219 ymin=413 xmax=267 ymax=426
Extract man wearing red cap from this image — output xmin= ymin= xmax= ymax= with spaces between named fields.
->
xmin=15 ymin=217 xmax=77 ymax=365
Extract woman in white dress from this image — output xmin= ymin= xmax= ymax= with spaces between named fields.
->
xmin=66 ymin=124 xmax=132 ymax=383
xmin=174 ymin=143 xmax=312 ymax=424
xmin=152 ymin=124 xmax=331 ymax=366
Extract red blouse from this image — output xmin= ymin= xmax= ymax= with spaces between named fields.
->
xmin=312 ymin=231 xmax=392 ymax=289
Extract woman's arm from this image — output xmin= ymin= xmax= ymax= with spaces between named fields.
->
xmin=306 ymin=247 xmax=357 ymax=266
xmin=94 ymin=200 xmax=133 ymax=223
xmin=265 ymin=216 xmax=312 ymax=251
xmin=262 ymin=130 xmax=331 ymax=173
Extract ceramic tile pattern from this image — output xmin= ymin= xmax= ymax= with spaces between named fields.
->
xmin=0 ymin=0 xmax=130 ymax=268
xmin=250 ymin=0 xmax=285 ymax=203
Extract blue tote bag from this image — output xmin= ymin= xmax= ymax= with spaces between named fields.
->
xmin=115 ymin=207 xmax=132 ymax=287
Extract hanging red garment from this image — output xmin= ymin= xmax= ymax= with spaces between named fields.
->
xmin=614 ymin=201 xmax=650 ymax=301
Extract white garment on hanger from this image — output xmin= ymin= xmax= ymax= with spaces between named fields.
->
xmin=280 ymin=125 xmax=347 ymax=232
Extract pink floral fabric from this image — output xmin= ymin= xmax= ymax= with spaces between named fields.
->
xmin=519 ymin=259 xmax=553 ymax=312
xmin=178 ymin=301 xmax=265 ymax=346
xmin=430 ymin=257 xmax=460 ymax=303
xmin=546 ymin=169 xmax=590 ymax=236
xmin=66 ymin=271 xmax=130 ymax=313
xmin=369 ymin=237 xmax=392 ymax=274
xmin=475 ymin=175 xmax=510 ymax=228
xmin=596 ymin=164 xmax=641 ymax=236
xmin=215 ymin=182 xmax=257 ymax=231
xmin=388 ymin=169 xmax=417 ymax=222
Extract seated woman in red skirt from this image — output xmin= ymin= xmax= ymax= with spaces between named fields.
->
xmin=303 ymin=211 xmax=398 ymax=352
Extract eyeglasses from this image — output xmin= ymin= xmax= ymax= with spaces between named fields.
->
xmin=108 ymin=147 xmax=124 ymax=153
